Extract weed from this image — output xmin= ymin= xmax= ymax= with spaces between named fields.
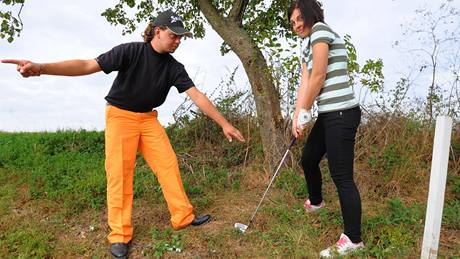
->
xmin=0 ymin=224 xmax=55 ymax=258
xmin=361 ymin=199 xmax=424 ymax=257
xmin=141 ymin=227 xmax=184 ymax=258
xmin=317 ymin=208 xmax=343 ymax=228
xmin=443 ymin=199 xmax=460 ymax=229
xmin=381 ymin=144 xmax=403 ymax=175
xmin=451 ymin=175 xmax=460 ymax=200
xmin=275 ymin=169 xmax=307 ymax=198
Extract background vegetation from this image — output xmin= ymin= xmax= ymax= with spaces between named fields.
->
xmin=0 ymin=80 xmax=459 ymax=257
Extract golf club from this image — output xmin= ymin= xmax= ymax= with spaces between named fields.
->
xmin=234 ymin=136 xmax=297 ymax=233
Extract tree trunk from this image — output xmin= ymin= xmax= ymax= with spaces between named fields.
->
xmin=198 ymin=0 xmax=286 ymax=166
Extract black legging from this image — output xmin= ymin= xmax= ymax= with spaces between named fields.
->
xmin=301 ymin=106 xmax=362 ymax=243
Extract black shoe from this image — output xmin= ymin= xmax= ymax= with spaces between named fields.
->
xmin=190 ymin=214 xmax=211 ymax=226
xmin=111 ymin=242 xmax=129 ymax=259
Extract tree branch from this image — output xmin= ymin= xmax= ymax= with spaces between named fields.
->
xmin=18 ymin=3 xmax=24 ymax=30
xmin=196 ymin=0 xmax=226 ymax=28
xmin=228 ymin=0 xmax=249 ymax=25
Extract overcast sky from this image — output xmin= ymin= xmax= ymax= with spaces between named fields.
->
xmin=0 ymin=0 xmax=457 ymax=132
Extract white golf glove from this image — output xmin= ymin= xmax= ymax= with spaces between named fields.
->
xmin=297 ymin=108 xmax=312 ymax=129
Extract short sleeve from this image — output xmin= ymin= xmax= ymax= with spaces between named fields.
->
xmin=301 ymin=41 xmax=311 ymax=64
xmin=310 ymin=23 xmax=336 ymax=46
xmin=170 ymin=62 xmax=195 ymax=93
xmin=95 ymin=43 xmax=131 ymax=74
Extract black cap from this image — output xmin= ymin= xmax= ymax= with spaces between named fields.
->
xmin=152 ymin=9 xmax=192 ymax=37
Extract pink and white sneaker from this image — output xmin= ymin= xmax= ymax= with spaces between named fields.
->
xmin=320 ymin=233 xmax=364 ymax=257
xmin=304 ymin=199 xmax=325 ymax=212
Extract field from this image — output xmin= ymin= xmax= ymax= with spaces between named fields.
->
xmin=0 ymin=114 xmax=459 ymax=258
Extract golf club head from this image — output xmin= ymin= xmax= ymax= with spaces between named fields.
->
xmin=234 ymin=222 xmax=248 ymax=233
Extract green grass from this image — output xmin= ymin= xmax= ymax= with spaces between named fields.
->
xmin=141 ymin=227 xmax=185 ymax=258
xmin=0 ymin=116 xmax=459 ymax=258
xmin=1 ymin=223 xmax=55 ymax=258
xmin=361 ymin=199 xmax=425 ymax=257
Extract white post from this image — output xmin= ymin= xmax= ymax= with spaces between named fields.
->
xmin=421 ymin=116 xmax=453 ymax=259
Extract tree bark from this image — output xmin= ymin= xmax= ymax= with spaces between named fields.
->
xmin=197 ymin=0 xmax=286 ymax=165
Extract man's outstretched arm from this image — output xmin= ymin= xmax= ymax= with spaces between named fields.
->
xmin=186 ymin=86 xmax=245 ymax=143
xmin=1 ymin=59 xmax=101 ymax=77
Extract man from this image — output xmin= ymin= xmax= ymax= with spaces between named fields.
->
xmin=2 ymin=9 xmax=245 ymax=259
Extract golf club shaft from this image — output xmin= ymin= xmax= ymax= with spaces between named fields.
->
xmin=247 ymin=137 xmax=296 ymax=226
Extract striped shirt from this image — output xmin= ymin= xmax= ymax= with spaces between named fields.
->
xmin=302 ymin=22 xmax=359 ymax=113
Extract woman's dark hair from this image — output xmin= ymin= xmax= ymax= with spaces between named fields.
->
xmin=142 ymin=23 xmax=167 ymax=43
xmin=288 ymin=0 xmax=324 ymax=29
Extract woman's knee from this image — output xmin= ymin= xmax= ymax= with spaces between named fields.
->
xmin=301 ymin=149 xmax=317 ymax=170
xmin=330 ymin=174 xmax=355 ymax=189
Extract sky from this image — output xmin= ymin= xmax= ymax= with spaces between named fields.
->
xmin=0 ymin=0 xmax=457 ymax=132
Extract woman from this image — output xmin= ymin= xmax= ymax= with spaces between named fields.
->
xmin=288 ymin=0 xmax=364 ymax=257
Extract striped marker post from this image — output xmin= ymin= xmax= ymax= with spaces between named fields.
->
xmin=421 ymin=116 xmax=453 ymax=259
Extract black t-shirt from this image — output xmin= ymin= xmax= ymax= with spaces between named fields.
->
xmin=96 ymin=42 xmax=195 ymax=112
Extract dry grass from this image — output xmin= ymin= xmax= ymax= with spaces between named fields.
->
xmin=0 ymin=116 xmax=459 ymax=258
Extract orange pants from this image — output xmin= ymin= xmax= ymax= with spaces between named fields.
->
xmin=105 ymin=105 xmax=194 ymax=244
